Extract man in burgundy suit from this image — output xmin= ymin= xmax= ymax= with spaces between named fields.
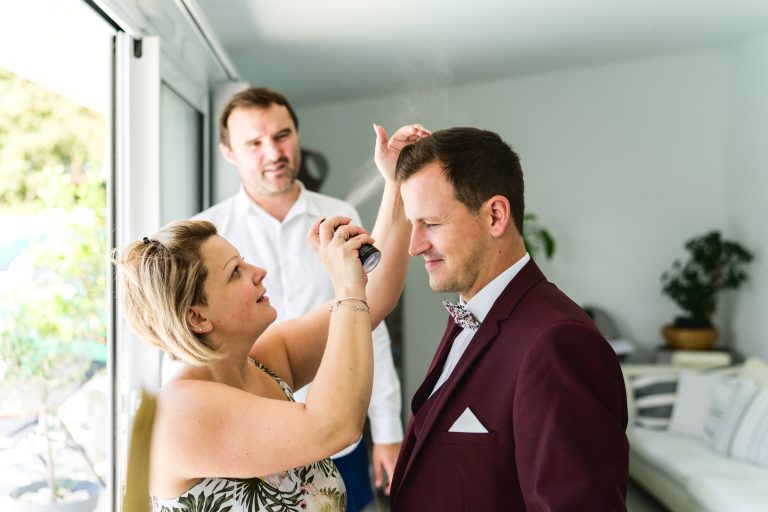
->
xmin=389 ymin=127 xmax=629 ymax=511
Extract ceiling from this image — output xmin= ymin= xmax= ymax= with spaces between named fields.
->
xmin=192 ymin=0 xmax=768 ymax=107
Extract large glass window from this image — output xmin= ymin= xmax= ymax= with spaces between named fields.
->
xmin=0 ymin=1 xmax=114 ymax=509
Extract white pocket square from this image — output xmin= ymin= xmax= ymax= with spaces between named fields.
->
xmin=448 ymin=407 xmax=488 ymax=433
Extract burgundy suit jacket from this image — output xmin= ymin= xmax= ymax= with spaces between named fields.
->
xmin=389 ymin=260 xmax=628 ymax=511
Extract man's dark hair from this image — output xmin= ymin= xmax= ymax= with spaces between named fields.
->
xmin=219 ymin=87 xmax=299 ymax=147
xmin=396 ymin=127 xmax=525 ymax=234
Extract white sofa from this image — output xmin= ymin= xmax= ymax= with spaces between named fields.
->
xmin=622 ymin=357 xmax=768 ymax=512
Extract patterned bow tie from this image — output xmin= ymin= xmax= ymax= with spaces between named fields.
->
xmin=443 ymin=300 xmax=480 ymax=330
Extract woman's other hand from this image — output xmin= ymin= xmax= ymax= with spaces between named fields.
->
xmin=307 ymin=215 xmax=371 ymax=298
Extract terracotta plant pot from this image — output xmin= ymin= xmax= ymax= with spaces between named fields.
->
xmin=662 ymin=325 xmax=719 ymax=350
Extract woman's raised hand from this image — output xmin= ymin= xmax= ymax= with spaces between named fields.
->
xmin=307 ymin=215 xmax=372 ymax=298
xmin=373 ymin=123 xmax=431 ymax=182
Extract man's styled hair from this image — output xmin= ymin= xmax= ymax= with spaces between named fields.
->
xmin=219 ymin=86 xmax=299 ymax=147
xmin=395 ymin=127 xmax=525 ymax=235
xmin=114 ymin=220 xmax=223 ymax=366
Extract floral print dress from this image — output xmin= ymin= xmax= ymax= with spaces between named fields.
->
xmin=151 ymin=362 xmax=346 ymax=512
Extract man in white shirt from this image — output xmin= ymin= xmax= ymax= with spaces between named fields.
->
xmin=195 ymin=87 xmax=404 ymax=511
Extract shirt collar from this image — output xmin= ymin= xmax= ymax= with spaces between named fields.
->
xmin=297 ymin=182 xmax=323 ymax=217
xmin=234 ymin=181 xmax=319 ymax=221
xmin=461 ymin=253 xmax=531 ymax=323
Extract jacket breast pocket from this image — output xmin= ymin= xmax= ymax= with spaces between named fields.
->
xmin=438 ymin=430 xmax=498 ymax=445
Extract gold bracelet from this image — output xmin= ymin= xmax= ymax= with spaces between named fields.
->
xmin=328 ymin=302 xmax=370 ymax=313
xmin=328 ymin=296 xmax=370 ymax=317
xmin=328 ymin=300 xmax=370 ymax=324
xmin=331 ymin=296 xmax=369 ymax=310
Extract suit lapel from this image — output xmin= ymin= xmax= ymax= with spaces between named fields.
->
xmin=396 ymin=321 xmax=501 ymax=489
xmin=391 ymin=318 xmax=461 ymax=502
xmin=411 ymin=319 xmax=462 ymax=414
xmin=394 ymin=260 xmax=547 ymax=499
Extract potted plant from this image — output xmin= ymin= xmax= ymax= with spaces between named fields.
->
xmin=660 ymin=230 xmax=753 ymax=350
xmin=523 ymin=213 xmax=556 ymax=260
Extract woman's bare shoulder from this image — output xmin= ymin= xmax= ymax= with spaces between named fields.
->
xmin=155 ymin=377 xmax=240 ymax=418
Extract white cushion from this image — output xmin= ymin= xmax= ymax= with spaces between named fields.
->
xmin=704 ymin=375 xmax=741 ymax=442
xmin=708 ymin=379 xmax=768 ymax=468
xmin=742 ymin=357 xmax=768 ymax=387
xmin=668 ymin=370 xmax=719 ymax=440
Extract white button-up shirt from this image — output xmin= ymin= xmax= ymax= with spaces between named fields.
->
xmin=431 ymin=253 xmax=531 ymax=395
xmin=194 ymin=183 xmax=404 ymax=455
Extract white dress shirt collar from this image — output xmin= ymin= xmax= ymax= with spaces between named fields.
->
xmin=430 ymin=252 xmax=531 ymax=396
xmin=460 ymin=252 xmax=531 ymax=325
xmin=233 ymin=181 xmax=319 ymax=223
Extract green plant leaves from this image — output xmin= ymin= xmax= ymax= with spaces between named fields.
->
xmin=523 ymin=212 xmax=556 ymax=260
xmin=660 ymin=231 xmax=753 ymax=323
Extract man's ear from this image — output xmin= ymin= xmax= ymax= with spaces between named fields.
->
xmin=484 ymin=195 xmax=512 ymax=238
xmin=187 ymin=307 xmax=211 ymax=335
xmin=219 ymin=141 xmax=237 ymax=166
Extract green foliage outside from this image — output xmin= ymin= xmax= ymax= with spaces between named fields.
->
xmin=0 ymin=67 xmax=107 ymax=502
xmin=0 ymin=68 xmax=105 ymax=208
xmin=1 ymin=173 xmax=107 ymax=380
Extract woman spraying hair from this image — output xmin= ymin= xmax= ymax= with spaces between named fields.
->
xmin=114 ymin=124 xmax=428 ymax=511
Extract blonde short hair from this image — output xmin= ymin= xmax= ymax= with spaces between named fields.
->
xmin=114 ymin=220 xmax=224 ymax=366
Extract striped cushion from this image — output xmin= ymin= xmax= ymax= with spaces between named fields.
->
xmin=708 ymin=379 xmax=768 ymax=468
xmin=630 ymin=373 xmax=678 ymax=429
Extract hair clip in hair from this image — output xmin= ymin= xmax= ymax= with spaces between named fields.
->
xmin=142 ymin=237 xmax=150 ymax=245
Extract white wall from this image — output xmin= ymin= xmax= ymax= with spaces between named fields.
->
xmin=727 ymin=34 xmax=768 ymax=360
xmin=298 ymin=49 xmax=740 ymax=406
xmin=211 ymin=81 xmax=250 ymax=205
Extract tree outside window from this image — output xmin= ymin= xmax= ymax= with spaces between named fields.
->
xmin=0 ymin=67 xmax=108 ymax=505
